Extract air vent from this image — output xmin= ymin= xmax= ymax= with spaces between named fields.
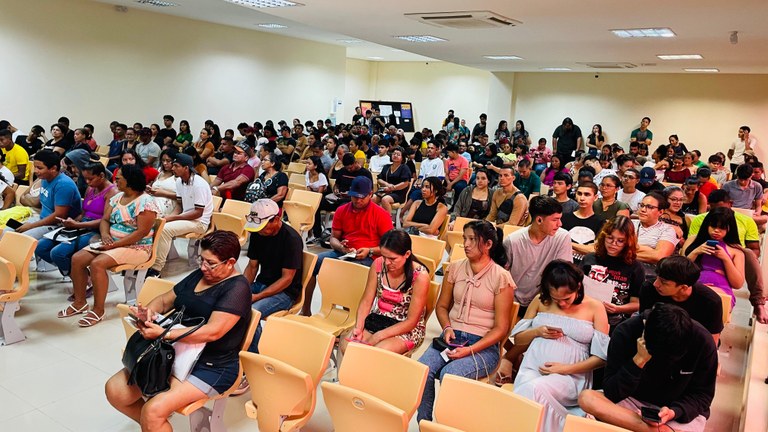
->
xmin=405 ymin=11 xmax=521 ymax=29
xmin=578 ymin=62 xmax=638 ymax=69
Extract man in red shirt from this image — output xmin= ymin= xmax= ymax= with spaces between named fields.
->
xmin=301 ymin=176 xmax=393 ymax=315
xmin=211 ymin=142 xmax=255 ymax=200
xmin=696 ymin=167 xmax=718 ymax=199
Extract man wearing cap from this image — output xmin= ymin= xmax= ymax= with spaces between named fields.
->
xmin=277 ymin=126 xmax=297 ymax=165
xmin=303 ymin=176 xmax=393 ymax=316
xmin=637 ymin=167 xmax=665 ymax=194
xmin=134 ymin=128 xmax=161 ymax=169
xmin=211 ymin=142 xmax=255 ymax=201
xmin=206 ymin=137 xmax=235 ymax=175
xmin=243 ymin=199 xmax=303 ymax=352
xmin=146 ymin=153 xmax=213 ymax=277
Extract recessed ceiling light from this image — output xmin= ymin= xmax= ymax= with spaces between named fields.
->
xmin=337 ymin=39 xmax=362 ymax=44
xmin=484 ymin=55 xmax=523 ymax=60
xmin=541 ymin=67 xmax=572 ymax=71
xmin=684 ymin=68 xmax=719 ymax=73
xmin=393 ymin=35 xmax=446 ymax=43
xmin=657 ymin=54 xmax=703 ymax=60
xmin=136 ymin=0 xmax=178 ymax=6
xmin=367 ymin=56 xmax=384 ymax=60
xmin=224 ymin=0 xmax=303 ymax=8
xmin=611 ymin=28 xmax=676 ymax=38
xmin=257 ymin=23 xmax=288 ymax=29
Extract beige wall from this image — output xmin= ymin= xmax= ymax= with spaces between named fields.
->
xmin=0 ymin=0 xmax=346 ymax=144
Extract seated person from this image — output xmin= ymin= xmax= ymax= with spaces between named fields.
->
xmin=512 ymin=260 xmax=609 ymax=432
xmin=134 ymin=128 xmax=161 ymax=169
xmin=0 ymin=152 xmax=16 ymax=210
xmin=444 ymin=143 xmax=470 ymax=201
xmin=211 ymin=142 xmax=256 ymax=200
xmin=551 ymin=171 xmax=579 ymax=214
xmin=541 ymin=155 xmax=569 ymax=187
xmin=147 ymin=153 xmax=213 ymax=277
xmin=206 ymin=137 xmax=234 ymax=175
xmin=147 ymin=149 xmax=180 ymax=217
xmin=59 ymin=164 xmax=158 ymax=327
xmin=0 ymin=128 xmax=30 ymax=185
xmin=304 ymin=177 xmax=392 ymax=316
xmin=616 ymin=168 xmax=645 ymax=212
xmin=639 ymin=255 xmax=724 ymax=344
xmin=560 ymin=181 xmax=604 ymax=262
xmin=113 ymin=149 xmax=159 ymax=184
xmin=594 ymin=174 xmax=630 ymax=220
xmin=340 ymin=229 xmax=429 ymax=354
xmin=373 ymin=146 xmax=411 ymax=212
xmin=696 ymin=167 xmax=718 ymax=199
xmin=660 ymin=185 xmax=688 ymax=242
xmin=183 ymin=145 xmax=211 ymax=181
xmin=684 ymin=207 xmax=745 ymax=308
xmin=579 ymin=303 xmax=717 ymax=432
xmin=721 ymin=163 xmax=764 ymax=223
xmin=513 ymin=158 xmax=541 ymax=198
xmin=402 ymin=142 xmax=445 ymax=215
xmin=243 ymin=151 xmax=288 ymax=206
xmin=314 ymin=153 xmax=373 ymax=234
xmin=681 ymin=176 xmax=708 ymax=215
xmin=582 ymin=216 xmax=643 ymax=333
xmin=105 ymin=231 xmax=251 ymax=431
xmin=634 ymin=192 xmax=677 ymax=276
xmin=243 ymin=199 xmax=303 ymax=352
xmin=637 ymin=167 xmax=665 ymax=194
xmin=403 ymin=177 xmax=449 ymax=239
xmin=417 ymin=220 xmax=515 ymax=422
xmin=664 ymin=153 xmax=691 ymax=184
xmin=486 ymin=167 xmax=528 ymax=227
xmin=36 ymin=162 xmax=117 ymax=279
xmin=368 ymin=141 xmax=391 ymax=175
xmin=453 ymin=168 xmax=494 ymax=220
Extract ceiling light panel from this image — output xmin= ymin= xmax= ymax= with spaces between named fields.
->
xmin=337 ymin=39 xmax=362 ymax=44
xmin=394 ymin=35 xmax=447 ymax=43
xmin=136 ymin=0 xmax=178 ymax=6
xmin=541 ymin=67 xmax=572 ymax=71
xmin=257 ymin=23 xmax=288 ymax=29
xmin=657 ymin=54 xmax=703 ymax=60
xmin=484 ymin=55 xmax=522 ymax=60
xmin=224 ymin=0 xmax=303 ymax=8
xmin=684 ymin=68 xmax=719 ymax=72
xmin=611 ymin=28 xmax=676 ymax=38
xmin=367 ymin=56 xmax=384 ymax=60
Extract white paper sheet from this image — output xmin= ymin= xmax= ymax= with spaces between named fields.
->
xmin=582 ymin=276 xmax=615 ymax=304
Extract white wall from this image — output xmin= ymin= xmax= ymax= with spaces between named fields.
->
xmin=0 ymin=0 xmax=347 ymax=144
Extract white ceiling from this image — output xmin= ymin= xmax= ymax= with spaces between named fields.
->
xmin=93 ymin=0 xmax=768 ymax=73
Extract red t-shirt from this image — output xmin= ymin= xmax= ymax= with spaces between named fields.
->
xmin=699 ymin=181 xmax=717 ymax=199
xmin=445 ymin=156 xmax=470 ymax=182
xmin=216 ymin=163 xmax=256 ymax=200
xmin=332 ymin=201 xmax=394 ymax=251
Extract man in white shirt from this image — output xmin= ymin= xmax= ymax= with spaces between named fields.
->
xmin=728 ymin=125 xmax=758 ymax=173
xmin=633 ymin=191 xmax=677 ymax=278
xmin=147 ymin=153 xmax=213 ymax=277
xmin=368 ymin=142 xmax=391 ymax=175
xmin=617 ymin=168 xmax=645 ymax=212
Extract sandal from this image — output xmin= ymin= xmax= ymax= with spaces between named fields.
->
xmin=494 ymin=371 xmax=515 ymax=387
xmin=58 ymin=302 xmax=89 ymax=318
xmin=78 ymin=310 xmax=105 ymax=327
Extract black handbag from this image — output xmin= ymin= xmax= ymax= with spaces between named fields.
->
xmin=121 ymin=306 xmax=206 ymax=397
xmin=363 ymin=313 xmax=399 ymax=333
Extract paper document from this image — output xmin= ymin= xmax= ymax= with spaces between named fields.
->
xmin=582 ymin=276 xmax=615 ymax=304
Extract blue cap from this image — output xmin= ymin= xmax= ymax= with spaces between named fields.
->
xmin=348 ymin=176 xmax=373 ymax=198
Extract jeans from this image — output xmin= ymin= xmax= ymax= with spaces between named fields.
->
xmin=313 ymin=196 xmax=347 ymax=238
xmin=533 ymin=163 xmax=547 ymax=176
xmin=36 ymin=232 xmax=98 ymax=276
xmin=313 ymin=249 xmax=374 ymax=276
xmin=416 ymin=330 xmax=500 ymax=421
xmin=450 ymin=180 xmax=468 ymax=206
xmin=247 ymin=280 xmax=293 ymax=353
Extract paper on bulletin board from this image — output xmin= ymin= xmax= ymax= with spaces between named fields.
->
xmin=394 ymin=111 xmax=401 ymax=117
xmin=379 ymin=105 xmax=393 ymax=116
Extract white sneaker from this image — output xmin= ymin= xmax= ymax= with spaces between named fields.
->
xmin=35 ymin=260 xmax=57 ymax=272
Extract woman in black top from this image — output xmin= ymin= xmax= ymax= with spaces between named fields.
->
xmin=244 ymin=152 xmax=289 ymax=206
xmin=454 ymin=168 xmax=494 ymax=220
xmin=106 ymin=231 xmax=252 ymax=430
xmin=404 ymin=177 xmax=449 ymax=238
xmin=586 ymin=124 xmax=605 ymax=157
xmin=374 ymin=146 xmax=412 ymax=212
xmin=44 ymin=123 xmax=72 ymax=155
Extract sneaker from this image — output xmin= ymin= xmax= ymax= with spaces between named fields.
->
xmin=35 ymin=260 xmax=58 ymax=272
xmin=146 ymin=268 xmax=161 ymax=278
xmin=306 ymin=237 xmax=320 ymax=245
xmin=230 ymin=376 xmax=249 ymax=396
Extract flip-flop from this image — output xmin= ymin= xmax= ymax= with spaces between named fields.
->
xmin=78 ymin=310 xmax=105 ymax=327
xmin=58 ymin=302 xmax=89 ymax=318
xmin=494 ymin=372 xmax=515 ymax=387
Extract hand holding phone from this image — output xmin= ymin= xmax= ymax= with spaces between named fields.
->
xmin=641 ymin=406 xmax=661 ymax=423
xmin=6 ymin=218 xmax=23 ymax=230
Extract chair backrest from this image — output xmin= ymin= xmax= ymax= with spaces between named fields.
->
xmin=287 ymin=162 xmax=307 ymax=174
xmin=433 ymin=374 xmax=543 ymax=432
xmin=733 ymin=207 xmax=754 ymax=217
xmin=316 ymin=259 xmax=370 ymax=317
xmin=220 ymin=198 xmax=252 ymax=219
xmin=437 ymin=214 xmax=450 ymax=238
xmin=137 ymin=278 xmax=176 ymax=305
xmin=448 ymin=244 xmax=466 ymax=263
xmin=140 ymin=218 xmax=166 ymax=270
xmin=502 ymin=224 xmax=524 ymax=239
xmin=211 ymin=212 xmax=246 ymax=238
xmin=339 ymin=343 xmax=428 ymax=416
xmin=287 ymin=251 xmax=318 ymax=314
xmin=539 ymin=183 xmax=550 ymax=197
xmin=414 ymin=254 xmax=436 ymax=278
xmin=451 ymin=217 xmax=475 ymax=234
xmin=14 ymin=185 xmax=29 ymax=207
xmin=562 ymin=415 xmax=632 ymax=432
xmin=410 ymin=235 xmax=446 ymax=269
xmin=423 ymin=281 xmax=441 ymax=323
xmin=259 ymin=317 xmax=335 ymax=385
xmin=211 ymin=195 xmax=223 ymax=212
xmin=288 ymin=189 xmax=323 ymax=212
xmin=289 ymin=172 xmax=306 ymax=184
xmin=0 ymin=232 xmax=37 ymax=297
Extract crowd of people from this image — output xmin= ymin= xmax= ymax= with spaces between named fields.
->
xmin=0 ymin=109 xmax=763 ymax=431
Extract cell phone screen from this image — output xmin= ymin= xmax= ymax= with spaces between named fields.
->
xmin=641 ymin=407 xmax=661 ymax=422
xmin=6 ymin=219 xmax=22 ymax=230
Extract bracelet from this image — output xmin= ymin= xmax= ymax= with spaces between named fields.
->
xmin=442 ymin=324 xmax=452 ymax=332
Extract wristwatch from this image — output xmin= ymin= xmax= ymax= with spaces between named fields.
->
xmin=368 ymin=248 xmax=374 ymax=258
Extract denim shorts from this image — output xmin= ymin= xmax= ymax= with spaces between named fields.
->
xmin=187 ymin=359 xmax=240 ymax=397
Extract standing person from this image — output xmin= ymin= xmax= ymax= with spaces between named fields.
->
xmin=582 ymin=216 xmax=643 ymax=332
xmin=594 ymin=174 xmax=630 ymax=220
xmin=512 ymin=260 xmax=609 ymax=432
xmin=630 ymin=116 xmax=653 ymax=146
xmin=453 ymin=168 xmax=494 ymax=220
xmin=417 ymin=220 xmax=515 ymax=422
xmin=486 ymin=167 xmax=528 ymax=227
xmin=552 ymin=117 xmax=583 ymax=165
xmin=728 ymin=125 xmax=757 ymax=173
xmin=586 ymin=124 xmax=605 ymax=157
xmin=616 ymin=168 xmax=645 ymax=213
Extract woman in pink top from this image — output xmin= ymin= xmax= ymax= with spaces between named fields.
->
xmin=417 ymin=220 xmax=515 ymax=422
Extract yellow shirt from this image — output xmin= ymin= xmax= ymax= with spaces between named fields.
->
xmin=2 ymin=144 xmax=29 ymax=181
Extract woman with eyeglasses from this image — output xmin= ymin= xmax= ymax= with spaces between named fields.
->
xmin=660 ymin=185 xmax=689 ymax=241
xmin=593 ymin=174 xmax=630 ymax=220
xmin=243 ymin=152 xmax=288 ymax=206
xmin=582 ymin=216 xmax=643 ymax=333
xmin=106 ymin=231 xmax=251 ymax=431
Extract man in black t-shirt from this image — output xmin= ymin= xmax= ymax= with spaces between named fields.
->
xmin=243 ymin=199 xmax=303 ymax=353
xmin=639 ymin=255 xmax=724 ymax=344
xmin=560 ymin=182 xmax=605 ymax=262
xmin=157 ymin=114 xmax=177 ymax=148
xmin=552 ymin=117 xmax=583 ymax=165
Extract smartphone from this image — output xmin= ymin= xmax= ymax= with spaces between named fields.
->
xmin=706 ymin=240 xmax=719 ymax=248
xmin=448 ymin=340 xmax=468 ymax=348
xmin=641 ymin=406 xmax=661 ymax=423
xmin=547 ymin=326 xmax=564 ymax=333
xmin=6 ymin=218 xmax=22 ymax=230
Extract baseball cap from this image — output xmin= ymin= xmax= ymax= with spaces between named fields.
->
xmin=234 ymin=141 xmax=249 ymax=153
xmin=348 ymin=176 xmax=373 ymax=198
xmin=244 ymin=199 xmax=280 ymax=233
xmin=173 ymin=153 xmax=195 ymax=171
xmin=639 ymin=167 xmax=656 ymax=185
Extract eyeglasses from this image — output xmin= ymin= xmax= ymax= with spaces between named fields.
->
xmin=667 ymin=197 xmax=684 ymax=203
xmin=246 ymin=212 xmax=276 ymax=225
xmin=599 ymin=183 xmax=616 ymax=188
xmin=622 ymin=176 xmax=638 ymax=180
xmin=196 ymin=256 xmax=228 ymax=270
xmin=604 ymin=236 xmax=626 ymax=245
xmin=637 ymin=203 xmax=659 ymax=210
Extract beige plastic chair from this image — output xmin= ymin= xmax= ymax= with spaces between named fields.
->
xmin=410 ymin=235 xmax=446 ymax=272
xmin=107 ymin=218 xmax=166 ymax=305
xmin=240 ymin=317 xmax=335 ymax=432
xmin=420 ymin=374 xmax=544 ymax=432
xmin=415 ymin=254 xmax=436 ymax=279
xmin=708 ymin=285 xmax=732 ymax=325
xmin=210 ymin=195 xmax=223 ymax=212
xmin=480 ymin=301 xmax=521 ymax=384
xmin=440 ymin=245 xmax=467 ymax=276
xmin=176 ymin=309 xmax=261 ymax=432
xmin=733 ymin=207 xmax=754 ymax=217
xmin=321 ymin=343 xmax=429 ymax=432
xmin=419 ymin=422 xmax=462 ymax=432
xmin=211 ymin=212 xmax=248 ymax=246
xmin=283 ymin=190 xmax=323 ymax=248
xmin=502 ymin=223 xmax=524 ymax=239
xmin=116 ymin=278 xmax=176 ymax=340
xmin=289 ymin=173 xmax=305 ymax=184
xmin=270 ymin=251 xmax=318 ymax=319
xmin=539 ymin=183 xmax=550 ymax=197
xmin=287 ymin=162 xmax=307 ymax=175
xmin=283 ymin=258 xmax=369 ymax=336
xmin=95 ymin=145 xmax=109 ymax=157
xmin=220 ymin=198 xmax=252 ymax=219
xmin=392 ymin=180 xmax=414 ymax=229
xmin=443 ymin=217 xmax=475 ymax=253
xmin=404 ymin=280 xmax=441 ymax=358
xmin=98 ymin=156 xmax=110 ymax=168
xmin=0 ymin=232 xmax=37 ymax=345
xmin=563 ymin=415 xmax=632 ymax=432
xmin=14 ymin=185 xmax=29 ymax=207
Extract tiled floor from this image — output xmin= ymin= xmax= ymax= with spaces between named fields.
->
xmin=0 ymin=239 xmax=754 ymax=431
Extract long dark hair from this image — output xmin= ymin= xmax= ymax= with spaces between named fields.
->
xmin=379 ymin=229 xmax=423 ymax=291
xmin=308 ymin=155 xmax=327 ymax=177
xmin=538 ymin=260 xmax=585 ymax=305
xmin=684 ymin=207 xmax=740 ymax=256
xmin=121 ymin=148 xmax=146 ymax=169
xmin=464 ymin=220 xmax=506 ymax=267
